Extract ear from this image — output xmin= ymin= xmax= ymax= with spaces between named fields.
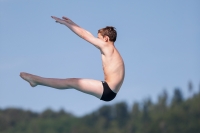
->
xmin=103 ymin=36 xmax=110 ymax=42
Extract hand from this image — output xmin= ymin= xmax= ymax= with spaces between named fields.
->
xmin=51 ymin=16 xmax=71 ymax=25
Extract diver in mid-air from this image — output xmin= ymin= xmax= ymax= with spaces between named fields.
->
xmin=20 ymin=16 xmax=125 ymax=102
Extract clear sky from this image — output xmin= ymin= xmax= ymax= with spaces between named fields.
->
xmin=0 ymin=0 xmax=199 ymax=116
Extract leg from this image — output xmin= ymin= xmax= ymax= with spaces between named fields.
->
xmin=20 ymin=72 xmax=103 ymax=99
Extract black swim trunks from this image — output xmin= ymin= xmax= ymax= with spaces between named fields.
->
xmin=100 ymin=81 xmax=117 ymax=101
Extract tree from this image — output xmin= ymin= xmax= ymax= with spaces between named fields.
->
xmin=113 ymin=101 xmax=129 ymax=127
xmin=142 ymin=98 xmax=152 ymax=122
xmin=156 ymin=90 xmax=168 ymax=113
xmin=40 ymin=108 xmax=56 ymax=118
xmin=171 ymin=88 xmax=183 ymax=107
xmin=131 ymin=102 xmax=140 ymax=117
xmin=188 ymin=81 xmax=193 ymax=97
xmin=199 ymin=82 xmax=200 ymax=94
xmin=98 ymin=105 xmax=113 ymax=121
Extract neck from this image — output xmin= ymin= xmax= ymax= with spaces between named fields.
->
xmin=107 ymin=41 xmax=114 ymax=45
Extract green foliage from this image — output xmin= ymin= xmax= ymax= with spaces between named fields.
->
xmin=1 ymin=88 xmax=200 ymax=133
xmin=171 ymin=88 xmax=183 ymax=107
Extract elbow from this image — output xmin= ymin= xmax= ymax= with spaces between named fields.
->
xmin=79 ymin=30 xmax=87 ymax=39
xmin=81 ymin=31 xmax=93 ymax=40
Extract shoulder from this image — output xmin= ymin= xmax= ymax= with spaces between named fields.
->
xmin=100 ymin=43 xmax=115 ymax=55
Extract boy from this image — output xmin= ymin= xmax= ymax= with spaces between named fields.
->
xmin=20 ymin=16 xmax=125 ymax=101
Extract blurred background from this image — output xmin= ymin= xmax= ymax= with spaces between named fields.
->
xmin=0 ymin=0 xmax=199 ymax=133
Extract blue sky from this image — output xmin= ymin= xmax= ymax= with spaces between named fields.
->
xmin=0 ymin=0 xmax=199 ymax=116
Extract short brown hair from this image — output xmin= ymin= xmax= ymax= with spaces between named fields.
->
xmin=98 ymin=26 xmax=117 ymax=42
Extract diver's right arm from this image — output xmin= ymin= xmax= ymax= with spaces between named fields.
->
xmin=51 ymin=16 xmax=106 ymax=50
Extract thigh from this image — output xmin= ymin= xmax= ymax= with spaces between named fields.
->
xmin=68 ymin=78 xmax=103 ymax=99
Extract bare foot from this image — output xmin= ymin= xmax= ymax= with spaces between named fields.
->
xmin=20 ymin=72 xmax=38 ymax=87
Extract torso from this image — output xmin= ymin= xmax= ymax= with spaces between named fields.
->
xmin=101 ymin=44 xmax=125 ymax=93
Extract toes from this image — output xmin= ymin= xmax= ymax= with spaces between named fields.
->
xmin=20 ymin=72 xmax=25 ymax=78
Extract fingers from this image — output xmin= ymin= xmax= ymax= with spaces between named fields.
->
xmin=51 ymin=16 xmax=70 ymax=25
xmin=51 ymin=16 xmax=57 ymax=19
xmin=51 ymin=16 xmax=69 ymax=21
xmin=51 ymin=16 xmax=67 ymax=25
xmin=62 ymin=16 xmax=69 ymax=20
xmin=51 ymin=16 xmax=60 ymax=20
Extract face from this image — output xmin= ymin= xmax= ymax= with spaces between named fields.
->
xmin=98 ymin=33 xmax=104 ymax=40
xmin=98 ymin=33 xmax=109 ymax=42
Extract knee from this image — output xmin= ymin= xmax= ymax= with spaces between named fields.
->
xmin=65 ymin=78 xmax=79 ymax=88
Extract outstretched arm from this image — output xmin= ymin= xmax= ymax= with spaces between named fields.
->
xmin=51 ymin=16 xmax=105 ymax=49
